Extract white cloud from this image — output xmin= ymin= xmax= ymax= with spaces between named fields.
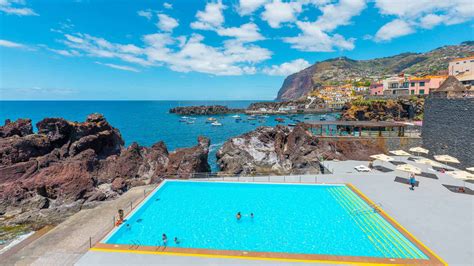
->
xmin=262 ymin=59 xmax=310 ymax=76
xmin=419 ymin=14 xmax=445 ymax=29
xmin=48 ymin=48 xmax=81 ymax=57
xmin=0 ymin=0 xmax=37 ymax=16
xmin=157 ymin=14 xmax=179 ymax=32
xmin=238 ymin=0 xmax=267 ymax=16
xmin=163 ymin=2 xmax=172 ymax=9
xmin=312 ymin=0 xmax=366 ymax=32
xmin=95 ymin=62 xmax=140 ymax=72
xmin=144 ymin=33 xmax=271 ymax=75
xmin=62 ymin=33 xmax=150 ymax=66
xmin=0 ymin=39 xmax=26 ymax=48
xmin=374 ymin=19 xmax=414 ymax=42
xmin=283 ymin=21 xmax=355 ymax=52
xmin=373 ymin=0 xmax=474 ymax=41
xmin=190 ymin=1 xmax=226 ymax=30
xmin=261 ymin=0 xmax=302 ymax=28
xmin=137 ymin=10 xmax=153 ymax=20
xmin=279 ymin=0 xmax=364 ymax=52
xmin=216 ymin=22 xmax=264 ymax=42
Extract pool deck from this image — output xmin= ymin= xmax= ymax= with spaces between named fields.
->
xmin=3 ymin=157 xmax=473 ymax=265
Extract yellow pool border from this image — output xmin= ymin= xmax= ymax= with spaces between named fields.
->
xmin=91 ymin=181 xmax=446 ymax=265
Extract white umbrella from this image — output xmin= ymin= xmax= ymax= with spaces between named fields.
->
xmin=414 ymin=158 xmax=444 ymax=168
xmin=389 ymin=150 xmax=412 ymax=156
xmin=434 ymin=155 xmax=460 ymax=167
xmin=447 ymin=171 xmax=474 ymax=191
xmin=370 ymin=154 xmax=395 ymax=162
xmin=396 ymin=164 xmax=422 ymax=175
xmin=370 ymin=154 xmax=394 ymax=167
xmin=409 ymin=147 xmax=429 ymax=156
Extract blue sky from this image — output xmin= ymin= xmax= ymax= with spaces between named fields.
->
xmin=0 ymin=0 xmax=473 ymax=100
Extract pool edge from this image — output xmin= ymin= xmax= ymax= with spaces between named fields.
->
xmin=93 ymin=180 xmax=447 ymax=265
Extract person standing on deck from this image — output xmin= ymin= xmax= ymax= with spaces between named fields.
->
xmin=409 ymin=174 xmax=417 ymax=190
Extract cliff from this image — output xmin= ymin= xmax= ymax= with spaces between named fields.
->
xmin=277 ymin=41 xmax=474 ymax=100
xmin=0 ymin=114 xmax=210 ymax=230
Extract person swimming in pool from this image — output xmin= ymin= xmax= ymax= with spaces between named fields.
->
xmin=236 ymin=212 xmax=241 ymax=220
xmin=162 ymin=233 xmax=168 ymax=245
xmin=250 ymin=213 xmax=254 ymax=218
xmin=174 ymin=237 xmax=180 ymax=244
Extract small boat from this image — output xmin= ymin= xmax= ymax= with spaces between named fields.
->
xmin=211 ymin=121 xmax=222 ymax=126
xmin=181 ymin=116 xmax=189 ymax=119
xmin=247 ymin=115 xmax=257 ymax=120
xmin=232 ymin=115 xmax=241 ymax=119
xmin=206 ymin=117 xmax=217 ymax=123
xmin=275 ymin=118 xmax=285 ymax=123
xmin=186 ymin=120 xmax=195 ymax=124
xmin=288 ymin=123 xmax=297 ymax=127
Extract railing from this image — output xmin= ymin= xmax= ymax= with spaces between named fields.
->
xmin=86 ymin=182 xmax=161 ymax=249
xmin=351 ymin=202 xmax=383 ymax=215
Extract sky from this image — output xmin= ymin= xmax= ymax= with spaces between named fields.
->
xmin=0 ymin=0 xmax=473 ymax=100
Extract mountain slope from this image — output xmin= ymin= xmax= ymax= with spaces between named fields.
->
xmin=276 ymin=41 xmax=474 ymax=100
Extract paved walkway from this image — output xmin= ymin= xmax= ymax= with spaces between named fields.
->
xmin=1 ymin=185 xmax=156 ymax=266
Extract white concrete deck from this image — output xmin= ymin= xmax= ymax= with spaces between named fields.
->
xmin=5 ymin=157 xmax=473 ymax=266
xmin=76 ymin=157 xmax=473 ymax=266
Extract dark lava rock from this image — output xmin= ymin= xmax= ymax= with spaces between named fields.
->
xmin=217 ymin=124 xmax=385 ymax=175
xmin=0 ymin=114 xmax=211 ymax=228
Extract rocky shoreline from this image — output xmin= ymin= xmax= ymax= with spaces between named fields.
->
xmin=0 ymin=114 xmax=210 ymax=235
xmin=169 ymin=98 xmax=331 ymax=115
xmin=169 ymin=105 xmax=244 ymax=115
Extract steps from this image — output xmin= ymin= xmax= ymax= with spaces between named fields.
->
xmin=328 ymin=186 xmax=428 ymax=259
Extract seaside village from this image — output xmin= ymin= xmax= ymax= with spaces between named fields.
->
xmin=306 ymin=56 xmax=473 ymax=110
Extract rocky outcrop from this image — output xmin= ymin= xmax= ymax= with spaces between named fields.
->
xmin=0 ymin=114 xmax=210 ymax=229
xmin=170 ymin=105 xmax=243 ymax=115
xmin=0 ymin=118 xmax=33 ymax=138
xmin=341 ymin=98 xmax=424 ymax=121
xmin=277 ymin=42 xmax=474 ymax=100
xmin=216 ymin=125 xmax=385 ymax=175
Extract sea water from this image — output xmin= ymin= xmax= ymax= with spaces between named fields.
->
xmin=0 ymin=101 xmax=336 ymax=170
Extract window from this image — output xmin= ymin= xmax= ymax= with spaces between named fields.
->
xmin=411 ymin=82 xmax=415 ymax=87
xmin=411 ymin=90 xmax=415 ymax=95
xmin=420 ymin=82 xmax=425 ymax=87
xmin=403 ymin=82 xmax=409 ymax=88
xmin=419 ymin=89 xmax=425 ymax=95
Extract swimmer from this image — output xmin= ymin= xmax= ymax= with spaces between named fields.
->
xmin=250 ymin=213 xmax=254 ymax=218
xmin=236 ymin=212 xmax=241 ymax=220
xmin=174 ymin=237 xmax=180 ymax=244
xmin=162 ymin=233 xmax=168 ymax=245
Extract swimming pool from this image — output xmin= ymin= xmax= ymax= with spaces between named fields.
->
xmin=102 ymin=180 xmax=432 ymax=262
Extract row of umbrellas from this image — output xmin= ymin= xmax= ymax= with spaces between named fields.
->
xmin=369 ymin=147 xmax=474 ymax=184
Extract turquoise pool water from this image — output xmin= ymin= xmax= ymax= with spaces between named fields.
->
xmin=104 ymin=181 xmax=428 ymax=259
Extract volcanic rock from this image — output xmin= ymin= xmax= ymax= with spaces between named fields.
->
xmin=0 ymin=114 xmax=211 ymax=230
xmin=0 ymin=118 xmax=33 ymax=138
xmin=217 ymin=124 xmax=385 ymax=175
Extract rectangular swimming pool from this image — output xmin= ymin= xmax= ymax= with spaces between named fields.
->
xmin=101 ymin=180 xmax=432 ymax=262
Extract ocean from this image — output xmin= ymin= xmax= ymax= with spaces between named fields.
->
xmin=0 ymin=101 xmax=336 ymax=171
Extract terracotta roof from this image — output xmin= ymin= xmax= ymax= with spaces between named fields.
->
xmin=434 ymin=76 xmax=466 ymax=92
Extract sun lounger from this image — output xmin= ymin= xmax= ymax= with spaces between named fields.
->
xmin=354 ymin=165 xmax=371 ymax=172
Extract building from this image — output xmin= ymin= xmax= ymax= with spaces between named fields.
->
xmin=431 ymin=76 xmax=472 ymax=99
xmin=448 ymin=56 xmax=474 ymax=86
xmin=369 ymin=83 xmax=383 ymax=95
xmin=382 ymin=74 xmax=410 ymax=95
xmin=310 ymin=85 xmax=356 ymax=109
xmin=408 ymin=75 xmax=447 ymax=95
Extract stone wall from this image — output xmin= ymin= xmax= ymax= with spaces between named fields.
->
xmin=319 ymin=136 xmax=422 ymax=154
xmin=422 ymin=97 xmax=474 ymax=168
